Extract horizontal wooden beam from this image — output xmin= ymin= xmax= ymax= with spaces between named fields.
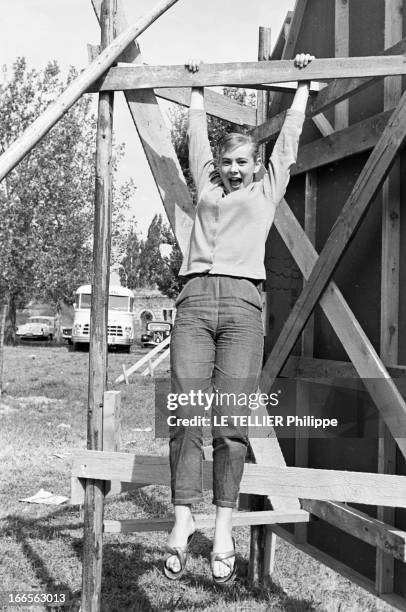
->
xmin=103 ymin=509 xmax=310 ymax=534
xmin=302 ymin=500 xmax=406 ymax=562
xmin=283 ymin=355 xmax=406 ymax=381
xmin=155 ymin=87 xmax=257 ymax=126
xmin=88 ymin=56 xmax=406 ymax=92
xmin=292 ymin=110 xmax=391 ymax=175
xmin=72 ymin=451 xmax=406 ymax=507
xmin=251 ymin=38 xmax=406 ymax=145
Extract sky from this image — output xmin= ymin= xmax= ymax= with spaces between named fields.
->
xmin=1 ymin=0 xmax=294 ymax=235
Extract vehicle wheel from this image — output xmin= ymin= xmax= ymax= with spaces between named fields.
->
xmin=124 ymin=345 xmax=131 ymax=354
xmin=48 ymin=334 xmax=53 ymax=342
xmin=71 ymin=342 xmax=79 ymax=352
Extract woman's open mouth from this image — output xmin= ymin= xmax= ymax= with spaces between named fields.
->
xmin=229 ymin=178 xmax=242 ymax=189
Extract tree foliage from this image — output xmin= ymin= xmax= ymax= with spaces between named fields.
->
xmin=0 ymin=58 xmax=135 ymax=341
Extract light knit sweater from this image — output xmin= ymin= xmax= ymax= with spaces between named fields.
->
xmin=179 ymin=108 xmax=305 ymax=280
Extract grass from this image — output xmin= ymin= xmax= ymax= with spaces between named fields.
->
xmin=0 ymin=344 xmax=397 ymax=612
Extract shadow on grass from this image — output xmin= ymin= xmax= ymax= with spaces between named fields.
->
xmin=1 ymin=490 xmax=318 ymax=612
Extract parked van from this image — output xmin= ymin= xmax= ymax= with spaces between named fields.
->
xmin=71 ymin=285 xmax=136 ymax=352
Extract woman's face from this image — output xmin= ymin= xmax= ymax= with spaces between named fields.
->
xmin=219 ymin=143 xmax=261 ymax=193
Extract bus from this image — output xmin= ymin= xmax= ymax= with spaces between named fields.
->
xmin=71 ymin=285 xmax=136 ymax=352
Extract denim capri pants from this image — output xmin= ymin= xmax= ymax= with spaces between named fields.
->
xmin=169 ymin=274 xmax=264 ymax=508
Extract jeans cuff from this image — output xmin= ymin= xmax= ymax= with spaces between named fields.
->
xmin=212 ymin=498 xmax=237 ymax=508
xmin=172 ymin=497 xmax=204 ymax=505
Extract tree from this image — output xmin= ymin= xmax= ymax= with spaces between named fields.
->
xmin=0 ymin=58 xmax=135 ymax=346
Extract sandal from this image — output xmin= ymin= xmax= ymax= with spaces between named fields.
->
xmin=210 ymin=538 xmax=237 ymax=585
xmin=163 ymin=532 xmax=195 ymax=580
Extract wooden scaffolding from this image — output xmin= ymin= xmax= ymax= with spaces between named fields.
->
xmin=2 ymin=0 xmax=406 ymax=610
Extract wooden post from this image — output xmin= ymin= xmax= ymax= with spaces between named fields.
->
xmin=81 ymin=1 xmax=115 ymax=609
xmin=0 ymin=296 xmax=8 ymax=398
xmin=376 ymin=0 xmax=402 ymax=595
xmin=249 ymin=26 xmax=271 ymax=588
xmin=0 ymin=0 xmax=180 ymax=183
xmin=334 ymin=0 xmax=349 ymax=130
xmin=294 ymin=170 xmax=317 ymax=546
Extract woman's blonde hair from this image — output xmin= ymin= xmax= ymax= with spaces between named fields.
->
xmin=217 ymin=132 xmax=260 ymax=161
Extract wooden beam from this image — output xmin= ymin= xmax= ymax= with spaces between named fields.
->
xmin=249 ymin=27 xmax=274 ymax=589
xmin=93 ymin=0 xmax=195 ymax=257
xmin=311 ymin=114 xmax=335 ymax=137
xmin=376 ymin=0 xmax=403 ymax=596
xmin=81 ymin=1 xmax=114 ymax=609
xmin=260 ymin=92 xmax=406 ymax=459
xmin=281 ymin=0 xmax=309 ymax=60
xmin=155 ymin=87 xmax=257 ymax=126
xmin=284 ymin=355 xmax=406 ymax=383
xmin=334 ymin=0 xmax=349 ymax=129
xmin=250 ymin=38 xmax=406 ymax=145
xmin=72 ymin=451 xmax=406 ymax=507
xmin=294 ymin=170 xmax=317 ymax=547
xmin=292 ymin=110 xmax=391 ymax=176
xmin=103 ymin=510 xmax=310 ymax=534
xmin=0 ymin=0 xmax=181 ymax=183
xmin=302 ymin=500 xmax=406 ymax=562
xmin=88 ymin=56 xmax=406 ymax=92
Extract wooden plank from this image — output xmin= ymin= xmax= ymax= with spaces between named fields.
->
xmin=155 ymin=87 xmax=257 ymax=126
xmin=311 ymin=114 xmax=335 ymax=137
xmin=334 ymin=0 xmax=349 ymax=129
xmin=0 ymin=0 xmax=181 ymax=183
xmin=249 ymin=27 xmax=274 ymax=588
xmin=103 ymin=510 xmax=310 ymax=534
xmin=268 ymin=524 xmax=406 ymax=612
xmin=88 ymin=39 xmax=257 ymax=125
xmin=376 ymin=0 xmax=403 ymax=596
xmin=294 ymin=170 xmax=317 ymax=547
xmin=88 ymin=56 xmax=406 ymax=92
xmin=285 ymin=355 xmax=406 ymax=382
xmin=302 ymin=500 xmax=406 ymax=562
xmin=72 ymin=451 xmax=406 ymax=507
xmin=267 ymin=0 xmax=308 ymax=121
xmin=81 ymin=2 xmax=114 ymax=610
xmin=250 ymin=37 xmax=406 ymax=145
xmin=93 ymin=0 xmax=195 ymax=257
xmin=115 ymin=335 xmax=170 ymax=383
xmin=281 ymin=0 xmax=309 ymax=60
xmin=260 ymin=92 xmax=406 ymax=459
xmin=271 ymin=198 xmax=406 ymax=458
xmin=292 ymin=110 xmax=391 ymax=176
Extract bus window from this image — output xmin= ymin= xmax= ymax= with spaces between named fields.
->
xmin=81 ymin=294 xmax=92 ymax=309
xmin=109 ymin=295 xmax=130 ymax=311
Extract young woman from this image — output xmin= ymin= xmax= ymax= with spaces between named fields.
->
xmin=164 ymin=53 xmax=314 ymax=583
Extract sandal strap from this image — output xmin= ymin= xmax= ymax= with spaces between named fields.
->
xmin=210 ymin=549 xmax=235 ymax=563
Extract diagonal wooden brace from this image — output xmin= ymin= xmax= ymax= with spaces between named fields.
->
xmin=261 ymin=89 xmax=406 ymax=396
xmin=92 ymin=0 xmax=194 ymax=255
xmin=273 ymin=198 xmax=406 ymax=458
